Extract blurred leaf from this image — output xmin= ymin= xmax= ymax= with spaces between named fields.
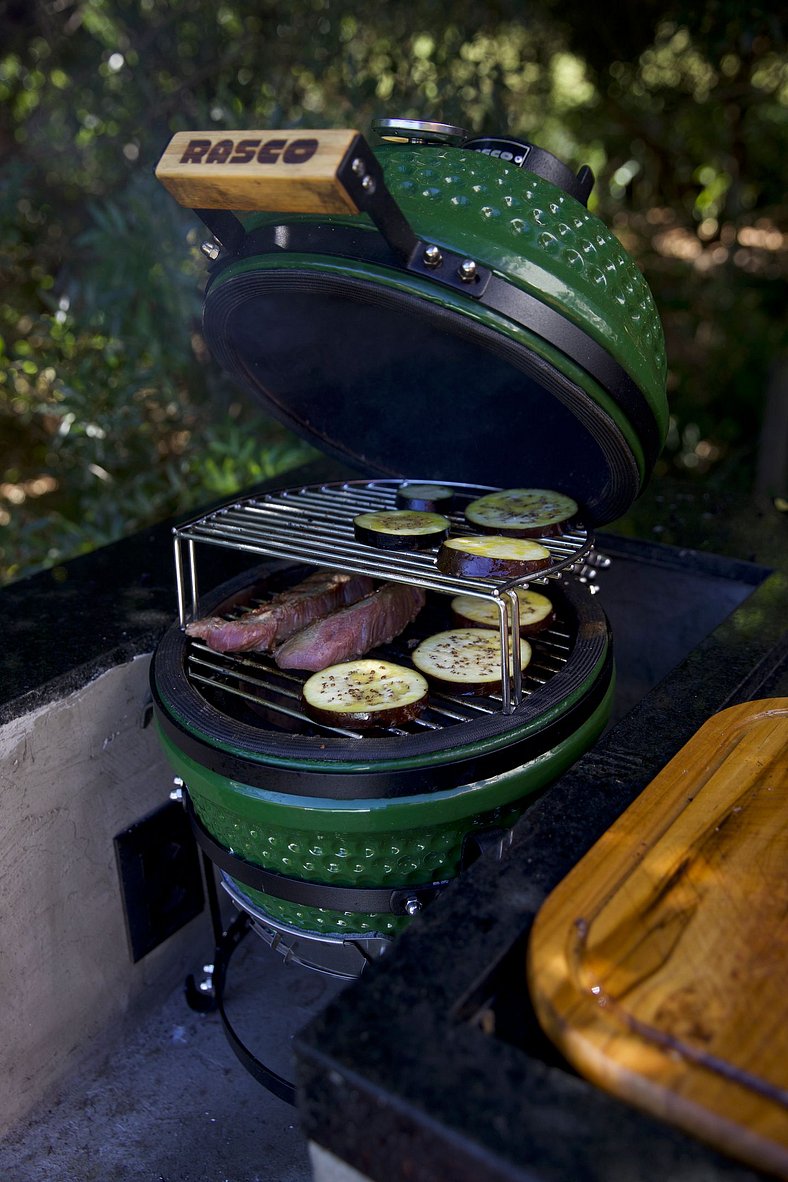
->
xmin=0 ymin=0 xmax=785 ymax=583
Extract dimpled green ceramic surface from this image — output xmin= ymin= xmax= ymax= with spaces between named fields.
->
xmin=156 ymin=683 xmax=612 ymax=935
xmin=377 ymin=146 xmax=666 ymax=422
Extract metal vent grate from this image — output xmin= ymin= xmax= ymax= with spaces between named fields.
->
xmin=173 ymin=479 xmax=592 ymax=713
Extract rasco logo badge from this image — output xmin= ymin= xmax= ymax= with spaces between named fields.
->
xmin=179 ymin=137 xmax=319 ymax=165
xmin=156 ymin=129 xmax=361 ymax=215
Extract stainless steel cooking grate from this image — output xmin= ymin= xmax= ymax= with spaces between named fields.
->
xmin=185 ymin=616 xmax=573 ymax=740
xmin=173 ymin=478 xmax=591 ymax=712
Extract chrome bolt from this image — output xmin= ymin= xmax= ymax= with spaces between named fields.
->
xmin=422 ymin=244 xmax=443 ymax=268
xmin=200 ymin=240 xmax=221 ymax=261
xmin=404 ymin=897 xmax=422 ymax=916
xmin=351 ymin=156 xmax=365 ymax=176
xmin=169 ymin=777 xmax=184 ymax=803
xmin=361 ymin=174 xmax=376 ymax=193
xmin=458 ymin=259 xmax=478 ymax=282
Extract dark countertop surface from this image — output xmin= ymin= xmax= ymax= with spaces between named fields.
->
xmin=289 ymin=483 xmax=787 ymax=1182
xmin=294 ymin=553 xmax=788 ymax=1182
xmin=3 ymin=459 xmax=787 ymax=1180
xmin=0 ymin=457 xmax=350 ymax=725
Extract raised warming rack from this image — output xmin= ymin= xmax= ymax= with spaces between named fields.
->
xmin=172 ymin=478 xmax=593 ymax=713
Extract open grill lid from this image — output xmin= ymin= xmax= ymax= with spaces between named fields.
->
xmin=155 ymin=120 xmax=669 ymax=526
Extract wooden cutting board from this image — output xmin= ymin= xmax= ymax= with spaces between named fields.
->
xmin=528 ymin=699 xmax=788 ymax=1177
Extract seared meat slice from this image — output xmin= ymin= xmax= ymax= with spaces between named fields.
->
xmin=275 ymin=582 xmax=426 ymax=672
xmin=185 ymin=569 xmax=375 ymax=653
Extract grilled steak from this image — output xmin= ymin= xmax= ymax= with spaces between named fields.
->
xmin=185 ymin=569 xmax=375 ymax=653
xmin=275 ymin=582 xmax=427 ymax=672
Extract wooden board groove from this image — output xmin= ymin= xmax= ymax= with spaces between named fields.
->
xmin=528 ymin=699 xmax=788 ymax=1177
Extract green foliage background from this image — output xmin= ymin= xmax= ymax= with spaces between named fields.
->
xmin=1 ymin=1 xmax=785 ymax=582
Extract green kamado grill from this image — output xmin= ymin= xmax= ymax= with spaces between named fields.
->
xmin=151 ymin=120 xmax=667 ymax=999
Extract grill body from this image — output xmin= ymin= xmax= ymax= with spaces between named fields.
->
xmin=151 ymin=480 xmax=614 ymax=949
xmin=156 ymin=686 xmax=611 ymax=939
xmin=153 ymin=124 xmax=668 ymax=969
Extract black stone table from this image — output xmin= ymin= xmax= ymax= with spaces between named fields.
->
xmin=294 ymin=526 xmax=788 ymax=1181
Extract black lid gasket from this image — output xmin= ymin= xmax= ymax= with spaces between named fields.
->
xmin=206 ymin=221 xmax=661 ymax=478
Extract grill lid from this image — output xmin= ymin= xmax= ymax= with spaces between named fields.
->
xmin=155 ymin=122 xmax=669 ymax=526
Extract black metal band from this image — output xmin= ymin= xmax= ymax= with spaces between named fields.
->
xmin=335 ymin=132 xmax=419 ymax=264
xmin=183 ymin=789 xmax=449 ymax=915
xmin=194 ymin=208 xmax=246 ymax=254
xmin=206 ymin=220 xmax=661 ymax=471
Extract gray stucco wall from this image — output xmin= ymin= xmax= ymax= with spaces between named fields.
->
xmin=0 ymin=654 xmax=205 ymax=1135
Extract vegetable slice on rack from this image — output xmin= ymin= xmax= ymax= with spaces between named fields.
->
xmin=353 ymin=509 xmax=450 ymax=550
xmin=451 ymin=588 xmax=555 ymax=634
xmin=302 ymin=659 xmax=429 ymax=728
xmin=395 ymin=483 xmax=456 ymax=512
xmin=437 ymin=535 xmax=552 ymax=578
xmin=464 ymin=488 xmax=578 ymax=537
xmin=412 ymin=628 xmax=532 ymax=694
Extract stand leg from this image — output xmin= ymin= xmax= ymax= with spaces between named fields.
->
xmin=184 ymin=849 xmax=225 ymax=1013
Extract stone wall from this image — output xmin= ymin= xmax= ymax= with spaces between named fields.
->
xmin=0 ymin=655 xmax=205 ymax=1136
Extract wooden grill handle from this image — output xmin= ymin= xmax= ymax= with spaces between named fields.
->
xmin=155 ymin=128 xmax=365 ymax=215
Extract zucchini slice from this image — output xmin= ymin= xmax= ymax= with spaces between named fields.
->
xmin=302 ymin=659 xmax=429 ymax=728
xmin=437 ymin=535 xmax=552 ymax=578
xmin=396 ymin=483 xmax=455 ymax=512
xmin=353 ymin=509 xmax=450 ymax=550
xmin=412 ymin=628 xmax=532 ymax=694
xmin=451 ymin=588 xmax=555 ymax=635
xmin=464 ymin=488 xmax=578 ymax=537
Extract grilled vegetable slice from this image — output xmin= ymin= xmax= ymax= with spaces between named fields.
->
xmin=451 ymin=588 xmax=554 ymax=635
xmin=353 ymin=509 xmax=450 ymax=550
xmin=302 ymin=659 xmax=429 ymax=728
xmin=396 ymin=483 xmax=455 ymax=512
xmin=437 ymin=535 xmax=552 ymax=578
xmin=412 ymin=628 xmax=532 ymax=694
xmin=464 ymin=488 xmax=578 ymax=537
